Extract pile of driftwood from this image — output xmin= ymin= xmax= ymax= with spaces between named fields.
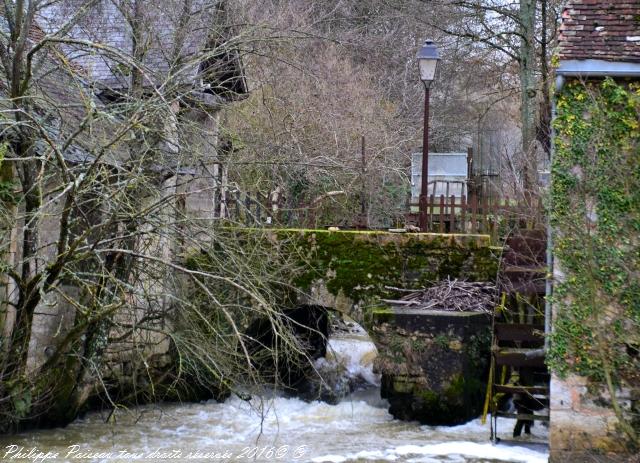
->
xmin=383 ymin=279 xmax=497 ymax=313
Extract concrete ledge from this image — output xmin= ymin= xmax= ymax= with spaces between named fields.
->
xmin=228 ymin=227 xmax=493 ymax=247
xmin=372 ymin=308 xmax=490 ymax=334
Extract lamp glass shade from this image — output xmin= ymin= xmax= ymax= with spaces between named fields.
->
xmin=416 ymin=40 xmax=440 ymax=83
xmin=418 ymin=58 xmax=438 ymax=82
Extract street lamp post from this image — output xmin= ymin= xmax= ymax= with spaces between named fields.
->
xmin=417 ymin=40 xmax=440 ymax=232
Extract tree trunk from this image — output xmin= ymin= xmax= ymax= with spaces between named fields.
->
xmin=519 ymin=0 xmax=537 ymax=192
xmin=537 ymin=0 xmax=552 ymax=159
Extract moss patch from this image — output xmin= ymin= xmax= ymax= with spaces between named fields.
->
xmin=269 ymin=229 xmax=498 ymax=302
xmin=389 ymin=372 xmax=486 ymax=425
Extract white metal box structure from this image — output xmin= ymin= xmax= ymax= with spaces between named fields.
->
xmin=411 ymin=152 xmax=469 ymax=202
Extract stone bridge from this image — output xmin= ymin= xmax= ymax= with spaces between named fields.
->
xmin=251 ymin=229 xmax=500 ymax=424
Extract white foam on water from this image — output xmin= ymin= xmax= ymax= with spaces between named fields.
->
xmin=427 ymin=416 xmax=549 ymax=442
xmin=394 ymin=442 xmax=547 ymax=463
xmin=324 ymin=334 xmax=380 ymax=386
xmin=404 ymin=457 xmax=442 ymax=463
xmin=312 ymin=448 xmax=400 ymax=462
xmin=0 ymin=393 xmax=549 ymax=463
xmin=407 ymin=456 xmax=444 ymax=463
xmin=313 ymin=455 xmax=348 ymax=463
xmin=314 ymin=441 xmax=547 ymax=463
xmin=0 ymin=326 xmax=549 ymax=463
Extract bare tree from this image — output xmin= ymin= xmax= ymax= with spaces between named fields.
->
xmin=223 ymin=0 xmax=519 ymax=228
xmin=417 ymin=0 xmax=561 ymax=191
xmin=0 ymin=0 xmax=307 ymax=431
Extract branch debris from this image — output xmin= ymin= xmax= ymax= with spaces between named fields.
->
xmin=382 ymin=279 xmax=497 ymax=313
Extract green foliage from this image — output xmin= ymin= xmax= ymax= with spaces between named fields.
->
xmin=434 ymin=333 xmax=450 ymax=349
xmin=548 ymin=78 xmax=640 ymax=389
xmin=12 ymin=392 xmax=31 ymax=419
xmin=0 ymin=180 xmax=17 ymax=203
xmin=6 ymin=380 xmax=32 ymax=420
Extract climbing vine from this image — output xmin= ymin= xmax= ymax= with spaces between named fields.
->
xmin=548 ymin=78 xmax=640 ymax=444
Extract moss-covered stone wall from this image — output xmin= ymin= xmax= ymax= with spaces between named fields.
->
xmin=215 ymin=228 xmax=498 ymax=424
xmin=260 ymin=229 xmax=499 ymax=320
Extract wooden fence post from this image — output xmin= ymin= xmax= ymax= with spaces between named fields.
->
xmin=482 ymin=195 xmax=489 ymax=234
xmin=244 ymin=194 xmax=251 ymax=225
xmin=235 ymin=191 xmax=241 ymax=221
xmin=490 ymin=195 xmax=497 ymax=242
xmin=450 ymin=195 xmax=456 ymax=233
xmin=439 ymin=195 xmax=445 ymax=233
xmin=471 ymin=194 xmax=477 ymax=233
xmin=461 ymin=195 xmax=467 ymax=233
xmin=256 ymin=193 xmax=262 ymax=225
xmin=429 ymin=194 xmax=435 ymax=232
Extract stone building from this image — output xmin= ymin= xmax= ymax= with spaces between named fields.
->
xmin=550 ymin=0 xmax=640 ymax=460
xmin=0 ymin=0 xmax=248 ymax=406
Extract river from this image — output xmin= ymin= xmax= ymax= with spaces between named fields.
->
xmin=0 ymin=326 xmax=549 ymax=463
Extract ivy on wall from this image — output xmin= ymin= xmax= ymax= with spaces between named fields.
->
xmin=548 ymin=78 xmax=640 ymax=394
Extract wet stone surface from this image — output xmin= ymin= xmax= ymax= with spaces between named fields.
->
xmin=371 ymin=307 xmax=491 ymax=425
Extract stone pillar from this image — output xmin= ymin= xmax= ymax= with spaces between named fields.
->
xmin=371 ymin=308 xmax=491 ymax=425
xmin=181 ymin=110 xmax=221 ymax=226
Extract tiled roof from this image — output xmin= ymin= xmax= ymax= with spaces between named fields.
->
xmin=0 ymin=36 xmax=121 ymax=167
xmin=558 ymin=0 xmax=640 ymax=63
xmin=36 ymin=0 xmax=247 ymax=99
xmin=2 ymin=1 xmax=248 ymax=172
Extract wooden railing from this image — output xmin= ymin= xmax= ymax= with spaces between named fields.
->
xmin=219 ymin=191 xmax=350 ymax=228
xmin=406 ymin=194 xmax=543 ymax=238
xmin=223 ymin=191 xmax=281 ymax=225
xmin=218 ymin=189 xmax=543 ymax=237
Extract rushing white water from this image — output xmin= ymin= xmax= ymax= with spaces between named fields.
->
xmin=316 ymin=321 xmax=381 ymax=387
xmin=0 ymin=327 xmax=549 ymax=463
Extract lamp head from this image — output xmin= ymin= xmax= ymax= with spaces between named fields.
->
xmin=417 ymin=40 xmax=440 ymax=86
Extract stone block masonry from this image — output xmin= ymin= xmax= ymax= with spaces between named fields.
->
xmin=263 ymin=229 xmax=500 ymax=323
xmin=235 ymin=228 xmax=499 ymax=425
xmin=371 ymin=308 xmax=491 ymax=425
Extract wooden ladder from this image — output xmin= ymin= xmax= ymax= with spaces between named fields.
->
xmin=489 ymin=321 xmax=550 ymax=443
